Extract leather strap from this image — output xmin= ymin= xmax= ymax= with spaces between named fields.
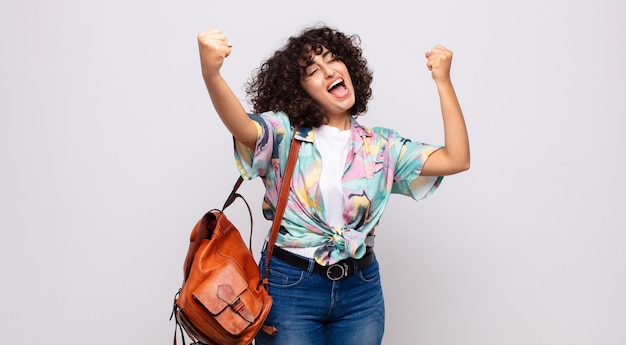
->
xmin=263 ymin=126 xmax=301 ymax=286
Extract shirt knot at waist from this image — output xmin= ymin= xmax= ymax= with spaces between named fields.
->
xmin=315 ymin=228 xmax=369 ymax=265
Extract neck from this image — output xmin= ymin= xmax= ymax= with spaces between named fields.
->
xmin=324 ymin=114 xmax=351 ymax=131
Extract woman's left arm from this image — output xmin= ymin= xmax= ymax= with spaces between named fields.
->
xmin=421 ymin=45 xmax=470 ymax=176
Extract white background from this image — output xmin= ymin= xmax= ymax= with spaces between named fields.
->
xmin=1 ymin=0 xmax=625 ymax=344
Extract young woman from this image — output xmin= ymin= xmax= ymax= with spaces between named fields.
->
xmin=197 ymin=25 xmax=470 ymax=345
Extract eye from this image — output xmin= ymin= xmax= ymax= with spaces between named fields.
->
xmin=306 ymin=66 xmax=319 ymax=76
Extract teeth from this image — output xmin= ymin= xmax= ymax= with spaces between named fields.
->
xmin=328 ymin=78 xmax=343 ymax=91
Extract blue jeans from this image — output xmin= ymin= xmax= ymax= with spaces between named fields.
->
xmin=255 ymin=249 xmax=385 ymax=345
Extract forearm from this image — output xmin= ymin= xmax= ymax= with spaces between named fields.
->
xmin=203 ymin=73 xmax=257 ymax=149
xmin=437 ymin=80 xmax=470 ymax=171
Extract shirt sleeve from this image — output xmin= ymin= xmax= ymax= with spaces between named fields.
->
xmin=234 ymin=112 xmax=290 ymax=180
xmin=389 ymin=131 xmax=444 ymax=201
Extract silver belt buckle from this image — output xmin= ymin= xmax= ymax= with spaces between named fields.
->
xmin=326 ymin=263 xmax=349 ymax=280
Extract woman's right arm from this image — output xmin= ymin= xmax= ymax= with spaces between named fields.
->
xmin=197 ymin=29 xmax=257 ymax=149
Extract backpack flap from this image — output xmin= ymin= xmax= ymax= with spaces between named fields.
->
xmin=192 ymin=263 xmax=262 ymax=335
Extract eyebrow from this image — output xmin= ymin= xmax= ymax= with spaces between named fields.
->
xmin=301 ymin=47 xmax=333 ymax=68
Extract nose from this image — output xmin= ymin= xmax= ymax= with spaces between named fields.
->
xmin=320 ymin=64 xmax=335 ymax=78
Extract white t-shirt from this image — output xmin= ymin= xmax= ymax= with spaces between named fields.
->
xmin=314 ymin=125 xmax=351 ymax=227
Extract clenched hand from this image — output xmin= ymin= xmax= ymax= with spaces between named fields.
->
xmin=197 ymin=29 xmax=232 ymax=79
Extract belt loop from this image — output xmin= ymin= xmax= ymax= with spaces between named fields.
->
xmin=305 ymin=257 xmax=316 ymax=277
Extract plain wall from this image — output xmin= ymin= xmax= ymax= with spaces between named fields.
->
xmin=1 ymin=0 xmax=625 ymax=344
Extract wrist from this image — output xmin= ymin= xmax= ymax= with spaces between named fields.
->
xmin=435 ymin=78 xmax=453 ymax=90
xmin=202 ymin=70 xmax=223 ymax=85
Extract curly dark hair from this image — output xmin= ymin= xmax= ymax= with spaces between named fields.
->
xmin=245 ymin=25 xmax=373 ymax=127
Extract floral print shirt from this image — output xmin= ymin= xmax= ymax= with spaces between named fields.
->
xmin=235 ymin=111 xmax=443 ymax=265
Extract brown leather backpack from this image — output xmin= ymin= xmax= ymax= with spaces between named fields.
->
xmin=171 ymin=132 xmax=300 ymax=345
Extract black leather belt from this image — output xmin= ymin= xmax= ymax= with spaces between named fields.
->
xmin=271 ymin=246 xmax=375 ymax=281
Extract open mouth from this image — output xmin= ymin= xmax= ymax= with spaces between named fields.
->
xmin=328 ymin=78 xmax=348 ymax=96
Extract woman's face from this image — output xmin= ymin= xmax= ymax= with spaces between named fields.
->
xmin=300 ymin=46 xmax=355 ymax=119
